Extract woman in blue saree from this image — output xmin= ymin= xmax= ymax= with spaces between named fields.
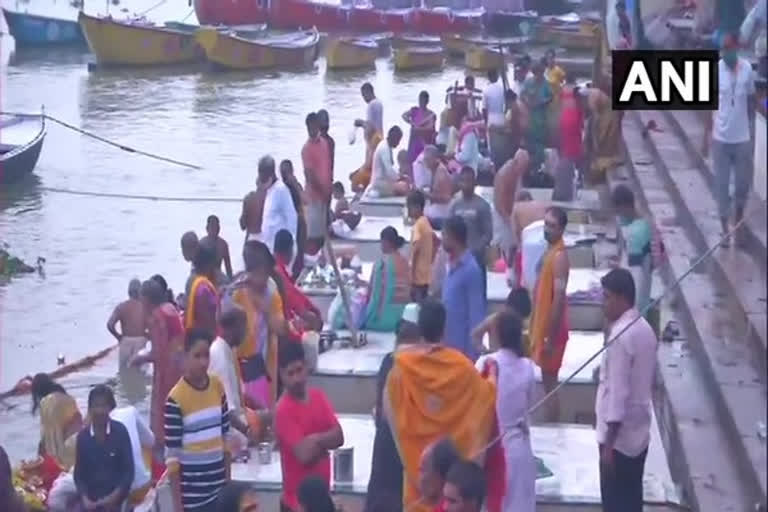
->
xmin=363 ymin=226 xmax=411 ymax=331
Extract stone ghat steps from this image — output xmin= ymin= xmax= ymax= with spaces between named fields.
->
xmin=612 ymin=113 xmax=766 ymax=512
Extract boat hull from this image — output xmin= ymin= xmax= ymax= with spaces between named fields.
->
xmin=2 ymin=9 xmax=84 ymax=46
xmin=393 ymin=46 xmax=443 ymax=71
xmin=325 ymin=38 xmax=377 ymax=70
xmin=196 ymin=28 xmax=319 ymax=70
xmin=79 ymin=13 xmax=201 ymax=66
xmin=192 ymin=0 xmax=484 ymax=35
xmin=0 ymin=115 xmax=46 ymax=184
xmin=534 ymin=24 xmax=599 ymax=50
xmin=464 ymin=44 xmax=507 ymax=71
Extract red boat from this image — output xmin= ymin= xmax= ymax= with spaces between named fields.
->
xmin=193 ymin=0 xmax=485 ymax=34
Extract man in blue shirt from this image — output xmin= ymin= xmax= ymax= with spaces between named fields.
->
xmin=440 ymin=215 xmax=486 ymax=361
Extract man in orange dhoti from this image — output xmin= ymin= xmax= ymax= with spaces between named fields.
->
xmin=383 ymin=300 xmax=503 ymax=512
xmin=529 ymin=206 xmax=570 ymax=422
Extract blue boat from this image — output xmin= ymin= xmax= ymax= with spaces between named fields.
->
xmin=2 ymin=9 xmax=85 ymax=46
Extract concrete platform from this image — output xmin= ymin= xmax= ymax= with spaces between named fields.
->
xmin=229 ymin=414 xmax=684 ymax=512
xmin=309 ymin=329 xmax=603 ymax=423
xmin=331 ymin=216 xmax=604 ymax=266
xmin=301 ymin=266 xmax=608 ymax=331
xmin=354 ymin=186 xmax=601 ymax=220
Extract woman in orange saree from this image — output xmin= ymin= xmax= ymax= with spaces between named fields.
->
xmin=221 ymin=241 xmax=287 ymax=409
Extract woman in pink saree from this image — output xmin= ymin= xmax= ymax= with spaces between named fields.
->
xmin=402 ymin=90 xmax=436 ymax=164
xmin=132 ymin=279 xmax=184 ymax=460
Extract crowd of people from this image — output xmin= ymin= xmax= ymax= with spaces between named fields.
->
xmin=4 ymin=23 xmax=762 ymax=512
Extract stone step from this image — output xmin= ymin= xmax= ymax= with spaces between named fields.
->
xmin=662 ymin=109 xmax=767 ymax=265
xmin=618 ymin=113 xmax=767 ymax=509
xmin=634 ymin=110 xmax=767 ymax=379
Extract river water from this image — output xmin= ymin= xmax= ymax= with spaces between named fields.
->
xmin=0 ymin=2 xmax=520 ymax=461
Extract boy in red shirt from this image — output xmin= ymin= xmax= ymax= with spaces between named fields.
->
xmin=275 ymin=341 xmax=344 ymax=512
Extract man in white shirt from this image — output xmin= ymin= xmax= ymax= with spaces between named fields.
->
xmin=483 ymin=69 xmax=508 ymax=170
xmin=355 ymin=82 xmax=384 ymax=135
xmin=247 ymin=155 xmax=298 ymax=254
xmin=595 ymin=268 xmax=657 ymax=512
xmin=109 ymin=405 xmax=155 ymax=499
xmin=209 ymin=305 xmax=264 ymax=450
xmin=370 ymin=126 xmax=409 ymax=197
xmin=704 ymin=35 xmax=757 ymax=247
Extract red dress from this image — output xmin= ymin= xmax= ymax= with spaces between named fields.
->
xmin=148 ymin=303 xmax=184 ymax=448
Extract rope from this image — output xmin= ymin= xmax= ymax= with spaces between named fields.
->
xmin=135 ymin=0 xmax=167 ymax=17
xmin=181 ymin=9 xmax=195 ymax=22
xmin=37 ymin=186 xmax=241 ymax=203
xmin=0 ymin=111 xmax=201 ymax=170
xmin=402 ymin=214 xmax=750 ymax=511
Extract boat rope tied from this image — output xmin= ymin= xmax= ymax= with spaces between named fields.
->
xmin=38 ymin=186 xmax=241 ymax=202
xmin=135 ymin=0 xmax=167 ymax=17
xmin=399 ymin=214 xmax=752 ymax=511
xmin=0 ymin=111 xmax=202 ymax=170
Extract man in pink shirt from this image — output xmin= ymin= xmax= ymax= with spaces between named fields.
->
xmin=301 ymin=112 xmax=332 ymax=255
xmin=595 ymin=268 xmax=658 ymax=512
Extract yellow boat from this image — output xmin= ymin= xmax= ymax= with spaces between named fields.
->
xmin=442 ymin=34 xmax=529 ymax=57
xmin=195 ymin=27 xmax=319 ymax=70
xmin=533 ymin=24 xmax=598 ymax=50
xmin=393 ymin=45 xmax=444 ymax=71
xmin=464 ymin=44 xmax=508 ymax=71
xmin=326 ymin=37 xmax=378 ymax=70
xmin=78 ymin=12 xmax=201 ymax=66
xmin=391 ymin=34 xmax=441 ymax=49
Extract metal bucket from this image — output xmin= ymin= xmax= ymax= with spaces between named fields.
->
xmin=257 ymin=442 xmax=272 ymax=465
xmin=333 ymin=447 xmax=354 ymax=483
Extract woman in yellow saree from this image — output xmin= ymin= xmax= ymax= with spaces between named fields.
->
xmin=222 ymin=240 xmax=287 ymax=409
xmin=31 ymin=373 xmax=83 ymax=470
xmin=383 ymin=301 xmax=499 ymax=512
xmin=350 ymin=124 xmax=383 ymax=192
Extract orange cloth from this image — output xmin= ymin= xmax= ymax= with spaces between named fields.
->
xmin=529 ymin=238 xmax=570 ymax=374
xmin=386 ymin=346 xmax=497 ymax=512
xmin=410 ymin=215 xmax=434 ymax=286
xmin=350 ymin=131 xmax=383 ymax=190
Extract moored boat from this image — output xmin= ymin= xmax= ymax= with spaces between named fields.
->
xmin=0 ymin=113 xmax=46 ymax=183
xmin=325 ymin=36 xmax=378 ymax=70
xmin=79 ymin=12 xmax=202 ymax=66
xmin=195 ymin=27 xmax=319 ymax=70
xmin=464 ymin=43 xmax=508 ymax=71
xmin=390 ymin=33 xmax=440 ymax=49
xmin=533 ymin=18 xmax=600 ymax=50
xmin=2 ymin=9 xmax=84 ymax=47
xmin=442 ymin=32 xmax=530 ymax=57
xmin=392 ymin=45 xmax=444 ymax=71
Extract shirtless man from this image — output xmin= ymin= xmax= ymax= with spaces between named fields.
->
xmin=509 ymin=190 xmax=550 ymax=286
xmin=200 ymin=214 xmax=233 ymax=284
xmin=493 ymin=149 xmax=530 ymax=266
xmin=240 ymin=179 xmax=268 ymax=242
xmin=107 ymin=278 xmax=147 ymax=368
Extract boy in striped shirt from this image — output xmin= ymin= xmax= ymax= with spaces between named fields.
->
xmin=165 ymin=328 xmax=231 ymax=512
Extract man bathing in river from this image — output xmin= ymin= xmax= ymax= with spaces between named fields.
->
xmin=200 ymin=215 xmax=233 ymax=284
xmin=107 ymin=278 xmax=147 ymax=368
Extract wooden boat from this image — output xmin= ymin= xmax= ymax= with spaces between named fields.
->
xmin=0 ymin=113 xmax=46 ymax=183
xmin=78 ymin=12 xmax=201 ymax=66
xmin=2 ymin=9 xmax=84 ymax=46
xmin=390 ymin=33 xmax=440 ymax=49
xmin=195 ymin=27 xmax=319 ymax=70
xmin=464 ymin=44 xmax=508 ymax=71
xmin=393 ymin=45 xmax=443 ymax=71
xmin=442 ymin=33 xmax=530 ymax=56
xmin=533 ymin=22 xmax=599 ymax=50
xmin=325 ymin=36 xmax=378 ymax=70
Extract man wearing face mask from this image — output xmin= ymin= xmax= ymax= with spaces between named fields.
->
xmin=528 ymin=206 xmax=570 ymax=423
xmin=704 ymin=34 xmax=757 ymax=248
